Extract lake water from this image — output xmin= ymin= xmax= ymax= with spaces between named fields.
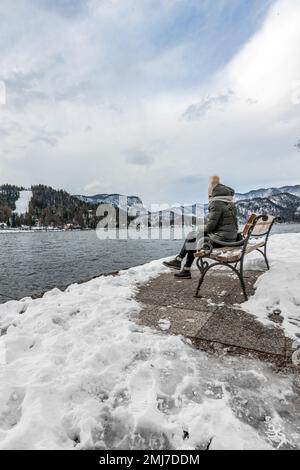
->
xmin=0 ymin=223 xmax=299 ymax=303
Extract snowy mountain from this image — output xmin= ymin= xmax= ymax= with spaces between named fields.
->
xmin=74 ymin=193 xmax=145 ymax=216
xmin=236 ymin=184 xmax=300 ymax=201
xmin=1 ymin=183 xmax=300 ymax=228
xmin=133 ymin=204 xmax=204 ymax=228
xmin=75 ymin=184 xmax=300 ymax=225
xmin=236 ymin=193 xmax=300 ymax=222
xmin=234 ymin=185 xmax=300 ymax=222
xmin=74 ymin=193 xmax=142 ymax=206
xmin=0 ymin=185 xmax=100 ymax=229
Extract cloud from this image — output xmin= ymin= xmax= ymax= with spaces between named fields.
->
xmin=31 ymin=126 xmax=67 ymax=147
xmin=31 ymin=136 xmax=57 ymax=147
xmin=32 ymin=0 xmax=91 ymax=17
xmin=175 ymin=175 xmax=205 ymax=185
xmin=0 ymin=118 xmax=21 ymax=137
xmin=2 ymin=0 xmax=300 ymax=205
xmin=125 ymin=149 xmax=154 ymax=166
xmin=182 ymin=90 xmax=235 ymax=120
xmin=83 ymin=179 xmax=110 ymax=194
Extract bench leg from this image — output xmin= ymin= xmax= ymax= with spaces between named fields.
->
xmin=263 ymin=243 xmax=270 ymax=270
xmin=238 ymin=260 xmax=248 ymax=301
xmin=238 ymin=272 xmax=248 ymax=301
xmin=194 ymin=258 xmax=209 ymax=298
xmin=256 ymin=246 xmax=269 ymax=270
xmin=194 ymin=257 xmax=248 ymax=301
xmin=194 ymin=269 xmax=207 ymax=298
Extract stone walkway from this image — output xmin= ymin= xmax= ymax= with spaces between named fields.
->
xmin=135 ymin=270 xmax=295 ymax=368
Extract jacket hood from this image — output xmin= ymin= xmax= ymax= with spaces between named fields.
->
xmin=211 ymin=184 xmax=235 ymax=198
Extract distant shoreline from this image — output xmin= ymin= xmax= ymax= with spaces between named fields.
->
xmin=0 ymin=221 xmax=299 ymax=235
xmin=0 ymin=228 xmax=92 ymax=234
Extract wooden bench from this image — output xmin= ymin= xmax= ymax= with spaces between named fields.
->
xmin=194 ymin=214 xmax=276 ymax=301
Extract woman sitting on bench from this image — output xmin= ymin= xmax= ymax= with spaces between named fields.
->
xmin=163 ymin=176 xmax=239 ymax=278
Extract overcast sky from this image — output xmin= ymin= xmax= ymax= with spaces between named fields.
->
xmin=0 ymin=0 xmax=300 ymax=205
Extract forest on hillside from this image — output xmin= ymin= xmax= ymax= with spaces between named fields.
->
xmin=0 ymin=185 xmax=98 ymax=228
xmin=0 ymin=184 xmax=135 ymax=229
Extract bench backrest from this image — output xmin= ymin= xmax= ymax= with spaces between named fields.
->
xmin=251 ymin=215 xmax=275 ymax=236
xmin=242 ymin=213 xmax=276 ymax=240
xmin=242 ymin=213 xmax=257 ymax=237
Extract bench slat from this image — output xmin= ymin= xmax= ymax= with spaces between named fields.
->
xmin=195 ymin=241 xmax=264 ymax=262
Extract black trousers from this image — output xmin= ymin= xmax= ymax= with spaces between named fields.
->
xmin=179 ymin=234 xmax=220 ymax=268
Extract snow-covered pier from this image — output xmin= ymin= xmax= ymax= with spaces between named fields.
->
xmin=136 ymin=270 xmax=294 ymax=368
xmin=136 ymin=233 xmax=300 ymax=369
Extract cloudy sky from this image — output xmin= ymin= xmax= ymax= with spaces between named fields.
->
xmin=0 ymin=0 xmax=300 ymax=205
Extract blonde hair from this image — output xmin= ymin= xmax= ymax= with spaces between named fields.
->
xmin=208 ymin=175 xmax=220 ymax=197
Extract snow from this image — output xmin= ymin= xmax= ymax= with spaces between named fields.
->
xmin=0 ymin=236 xmax=299 ymax=450
xmin=243 ymin=233 xmax=300 ymax=339
xmin=14 ymin=190 xmax=32 ymax=215
xmin=158 ymin=319 xmax=171 ymax=331
xmin=236 ymin=185 xmax=300 ymax=201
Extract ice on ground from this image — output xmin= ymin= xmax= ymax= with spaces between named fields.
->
xmin=243 ymin=233 xmax=300 ymax=340
xmin=0 ymin=235 xmax=299 ymax=450
xmin=158 ymin=319 xmax=171 ymax=331
xmin=14 ymin=190 xmax=32 ymax=215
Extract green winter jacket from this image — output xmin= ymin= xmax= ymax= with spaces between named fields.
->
xmin=205 ymin=184 xmax=238 ymax=241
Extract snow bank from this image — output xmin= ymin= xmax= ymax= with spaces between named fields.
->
xmin=14 ymin=190 xmax=32 ymax=215
xmin=0 ymin=246 xmax=299 ymax=450
xmin=243 ymin=233 xmax=300 ymax=339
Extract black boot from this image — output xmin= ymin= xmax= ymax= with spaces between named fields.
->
xmin=163 ymin=258 xmax=182 ymax=270
xmin=174 ymin=269 xmax=191 ymax=279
